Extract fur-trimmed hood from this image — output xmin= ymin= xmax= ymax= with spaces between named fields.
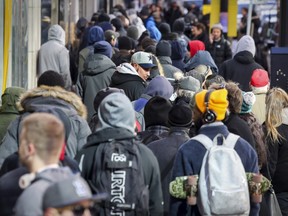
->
xmin=18 ymin=86 xmax=87 ymax=119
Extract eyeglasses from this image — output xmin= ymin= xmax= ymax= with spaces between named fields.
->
xmin=56 ymin=203 xmax=100 ymax=216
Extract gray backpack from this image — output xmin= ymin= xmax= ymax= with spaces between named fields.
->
xmin=192 ymin=133 xmax=250 ymax=216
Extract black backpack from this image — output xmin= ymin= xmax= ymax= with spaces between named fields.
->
xmin=81 ymin=139 xmax=149 ymax=216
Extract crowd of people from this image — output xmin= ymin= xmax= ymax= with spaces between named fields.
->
xmin=0 ymin=1 xmax=286 ymax=216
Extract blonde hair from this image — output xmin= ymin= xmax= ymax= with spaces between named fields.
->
xmin=265 ymin=88 xmax=288 ymax=142
xmin=21 ymin=113 xmax=64 ymax=162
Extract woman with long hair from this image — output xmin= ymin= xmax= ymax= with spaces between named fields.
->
xmin=264 ymin=87 xmax=288 ymax=215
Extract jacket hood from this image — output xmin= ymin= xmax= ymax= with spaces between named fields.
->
xmin=48 ymin=24 xmax=65 ymax=45
xmin=18 ymin=86 xmax=87 ymax=119
xmin=234 ymin=35 xmax=256 ymax=57
xmin=158 ymin=56 xmax=173 ymax=65
xmin=116 ymin=63 xmax=139 ymax=76
xmin=0 ymin=87 xmax=25 ymax=113
xmin=88 ymin=26 xmax=104 ymax=45
xmin=234 ymin=51 xmax=255 ymax=64
xmin=94 ymin=41 xmax=113 ymax=58
xmin=145 ymin=76 xmax=173 ymax=99
xmin=96 ymin=93 xmax=136 ymax=134
xmin=84 ymin=53 xmax=116 ymax=75
xmin=170 ymin=40 xmax=186 ymax=60
xmin=185 ymin=50 xmax=218 ymax=73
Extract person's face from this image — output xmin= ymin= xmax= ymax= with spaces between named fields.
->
xmin=192 ymin=26 xmax=202 ymax=36
xmin=212 ymin=28 xmax=221 ymax=40
xmin=19 ymin=127 xmax=31 ymax=167
xmin=134 ymin=64 xmax=151 ymax=81
xmin=111 ymin=38 xmax=117 ymax=47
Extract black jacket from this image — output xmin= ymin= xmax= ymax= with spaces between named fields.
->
xmin=111 ymin=50 xmax=132 ymax=66
xmin=224 ymin=113 xmax=256 ymax=149
xmin=77 ymin=54 xmax=116 ymax=121
xmin=207 ymin=37 xmax=232 ymax=70
xmin=147 ymin=127 xmax=190 ymax=216
xmin=75 ymin=128 xmax=164 ymax=215
xmin=220 ymin=51 xmax=263 ymax=91
xmin=110 ymin=68 xmax=147 ymax=101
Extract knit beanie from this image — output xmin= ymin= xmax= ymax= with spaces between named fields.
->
xmin=145 ymin=76 xmax=174 ymax=99
xmin=94 ymin=41 xmax=113 ymax=58
xmin=168 ymin=103 xmax=193 ymax=127
xmin=211 ymin=23 xmax=223 ymax=31
xmin=195 ymin=89 xmax=228 ymax=121
xmin=144 ymin=96 xmax=172 ymax=127
xmin=179 ymin=76 xmax=201 ymax=92
xmin=156 ymin=40 xmax=172 ymax=57
xmin=250 ymin=69 xmax=269 ymax=87
xmin=240 ymin=91 xmax=256 ymax=114
xmin=158 ymin=23 xmax=171 ymax=35
xmin=172 ymin=18 xmax=185 ymax=33
xmin=98 ymin=13 xmax=110 ymax=22
xmin=118 ymin=36 xmax=132 ymax=50
xmin=127 ymin=25 xmax=140 ymax=40
xmin=37 ymin=71 xmax=65 ymax=88
xmin=188 ymin=40 xmax=205 ymax=58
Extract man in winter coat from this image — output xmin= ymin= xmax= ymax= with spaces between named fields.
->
xmin=38 ymin=24 xmax=72 ymax=90
xmin=156 ymin=40 xmax=182 ymax=79
xmin=0 ymin=71 xmax=91 ymax=167
xmin=14 ymin=113 xmax=75 ymax=216
xmin=77 ymin=41 xmax=116 ymax=121
xmin=207 ymin=23 xmax=232 ymax=70
xmin=220 ymin=35 xmax=263 ymax=91
xmin=170 ymin=88 xmax=259 ymax=216
xmin=148 ymin=102 xmax=192 ymax=215
xmin=0 ymin=87 xmax=25 ymax=142
xmin=110 ymin=51 xmax=155 ymax=101
xmin=75 ymin=92 xmax=164 ymax=215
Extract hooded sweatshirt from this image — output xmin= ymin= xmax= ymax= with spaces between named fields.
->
xmin=184 ymin=50 xmax=218 ymax=74
xmin=110 ymin=63 xmax=147 ymax=101
xmin=14 ymin=167 xmax=74 ymax=216
xmin=38 ymin=24 xmax=71 ymax=89
xmin=78 ymin=26 xmax=104 ymax=73
xmin=77 ymin=41 xmax=116 ymax=121
xmin=133 ymin=76 xmax=174 ymax=113
xmin=0 ymin=87 xmax=25 ymax=142
xmin=219 ymin=35 xmax=263 ymax=91
xmin=75 ymin=93 xmax=164 ymax=215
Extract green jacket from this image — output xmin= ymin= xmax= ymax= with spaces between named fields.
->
xmin=0 ymin=87 xmax=25 ymax=142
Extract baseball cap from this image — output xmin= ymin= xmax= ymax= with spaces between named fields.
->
xmin=43 ymin=175 xmax=108 ymax=210
xmin=131 ymin=51 xmax=156 ymax=69
xmin=104 ymin=29 xmax=119 ymax=41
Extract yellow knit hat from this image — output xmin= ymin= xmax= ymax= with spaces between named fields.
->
xmin=195 ymin=89 xmax=229 ymax=121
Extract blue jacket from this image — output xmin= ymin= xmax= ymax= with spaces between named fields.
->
xmin=144 ymin=16 xmax=161 ymax=42
xmin=170 ymin=122 xmax=259 ymax=216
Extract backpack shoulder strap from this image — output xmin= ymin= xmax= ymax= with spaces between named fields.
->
xmin=191 ymin=134 xmax=213 ymax=150
xmin=224 ymin=133 xmax=240 ymax=149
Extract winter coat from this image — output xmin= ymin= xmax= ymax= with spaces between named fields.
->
xmin=75 ymin=127 xmax=164 ymax=215
xmin=252 ymin=93 xmax=266 ymax=124
xmin=220 ymin=51 xmax=263 ymax=91
xmin=263 ymin=109 xmax=288 ymax=194
xmin=220 ymin=36 xmax=263 ymax=91
xmin=158 ymin=56 xmax=182 ymax=79
xmin=111 ymin=49 xmax=132 ymax=66
xmin=14 ymin=167 xmax=74 ymax=216
xmin=38 ymin=25 xmax=71 ymax=89
xmin=144 ymin=16 xmax=162 ymax=42
xmin=147 ymin=127 xmax=190 ymax=216
xmin=0 ymin=86 xmax=91 ymax=167
xmin=170 ymin=122 xmax=259 ymax=216
xmin=137 ymin=125 xmax=170 ymax=145
xmin=77 ymin=53 xmax=116 ymax=121
xmin=224 ymin=113 xmax=256 ymax=149
xmin=110 ymin=63 xmax=147 ymax=101
xmin=207 ymin=36 xmax=232 ymax=70
xmin=0 ymin=87 xmax=25 ymax=142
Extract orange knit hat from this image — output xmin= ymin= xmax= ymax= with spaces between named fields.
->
xmin=195 ymin=89 xmax=229 ymax=121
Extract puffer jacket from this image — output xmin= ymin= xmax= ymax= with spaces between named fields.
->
xmin=0 ymin=86 xmax=91 ymax=167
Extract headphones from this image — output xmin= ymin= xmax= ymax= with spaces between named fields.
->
xmin=203 ymin=90 xmax=217 ymax=123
